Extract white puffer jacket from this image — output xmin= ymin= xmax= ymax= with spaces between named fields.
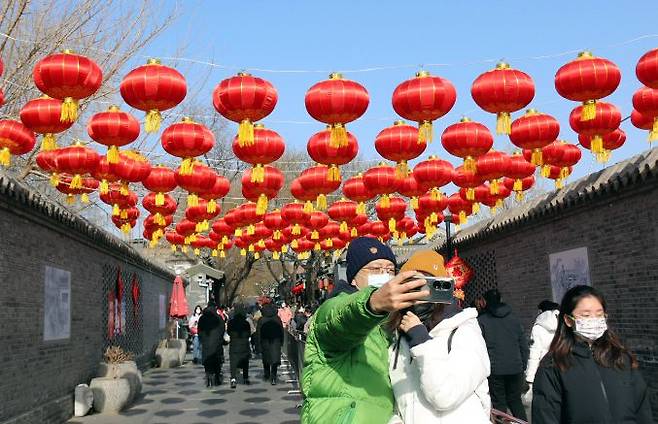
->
xmin=525 ymin=310 xmax=558 ymax=383
xmin=388 ymin=307 xmax=491 ymax=424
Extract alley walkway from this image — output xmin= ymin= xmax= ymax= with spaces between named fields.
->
xmin=68 ymin=356 xmax=302 ymax=424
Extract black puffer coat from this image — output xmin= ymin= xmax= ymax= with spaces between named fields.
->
xmin=477 ymin=302 xmax=529 ymax=375
xmin=198 ymin=306 xmax=225 ymax=368
xmin=258 ymin=303 xmax=284 ymax=365
xmin=532 ymin=341 xmax=653 ymax=423
xmin=227 ymin=313 xmax=252 ymax=366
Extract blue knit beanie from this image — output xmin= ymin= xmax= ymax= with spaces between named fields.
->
xmin=346 ymin=237 xmax=397 ymax=284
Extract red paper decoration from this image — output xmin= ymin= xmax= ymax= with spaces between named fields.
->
xmin=510 ymin=109 xmax=560 ymax=166
xmin=375 ymin=120 xmax=425 ymax=177
xmin=569 ymin=101 xmax=621 ymax=152
xmin=233 ymin=124 xmax=285 ymax=182
xmin=20 ymin=96 xmax=73 ymax=151
xmin=0 ymin=120 xmax=37 ymax=167
xmin=364 ymin=162 xmax=401 ymax=208
xmin=441 ymin=117 xmax=493 ymax=172
xmin=161 ymin=117 xmax=215 ymax=175
xmin=87 ymin=105 xmax=140 ymax=163
xmin=307 ymin=126 xmax=358 ymax=181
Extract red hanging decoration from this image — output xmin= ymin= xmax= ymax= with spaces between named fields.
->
xmin=175 ymin=161 xmax=217 ymax=207
xmin=363 ymin=162 xmax=402 ymax=208
xmin=445 ymin=251 xmax=474 ymax=290
xmin=476 ymin=150 xmax=511 ymax=195
xmin=578 ymin=129 xmax=626 ymax=164
xmin=143 ymin=192 xmax=177 ymax=227
xmin=263 ymin=210 xmax=286 ymax=242
xmin=509 ymin=109 xmax=560 ymax=166
xmin=397 ymin=173 xmax=425 ymax=210
xmin=241 ymin=165 xmax=284 ymax=215
xmin=375 ymin=120 xmax=426 ymax=177
xmin=327 ymin=199 xmax=358 ymax=234
xmin=636 ymin=48 xmax=658 ymax=89
xmin=569 ymin=101 xmax=621 ymax=152
xmin=412 ymin=156 xmax=454 ymax=200
xmin=505 ymin=152 xmax=536 ymax=193
xmin=452 ymin=166 xmax=483 ymax=202
xmin=632 ymin=86 xmax=658 ymax=142
xmin=109 ymin=150 xmax=152 ymax=195
xmin=142 ymin=165 xmax=177 ymax=206
xmin=441 ymin=117 xmax=493 ymax=172
xmin=502 ymin=175 xmax=535 ymax=201
xmin=375 ymin=195 xmax=406 ymax=233
xmin=200 ymin=174 xmax=230 ymax=214
xmin=233 ymin=124 xmax=285 ymax=183
xmin=342 ymin=173 xmax=375 ymax=214
xmin=291 ymin=177 xmax=318 ymax=213
xmin=54 ymin=142 xmax=100 ymax=189
xmin=307 ymin=211 xmax=329 ymax=241
xmin=161 ymin=117 xmax=215 ymax=175
xmin=307 ymin=126 xmax=358 ymax=181
xmin=0 ymin=120 xmax=37 ymax=167
xmin=20 ymin=96 xmax=73 ymax=151
xmin=87 ymin=105 xmax=140 ymax=163
xmin=299 ymin=165 xmax=341 ymax=210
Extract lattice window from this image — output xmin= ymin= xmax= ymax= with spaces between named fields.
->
xmin=461 ymin=250 xmax=497 ymax=305
xmin=101 ymin=264 xmax=144 ymax=357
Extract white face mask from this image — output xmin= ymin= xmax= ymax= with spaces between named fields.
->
xmin=573 ymin=317 xmax=607 ymax=341
xmin=367 ymin=273 xmax=391 ymax=288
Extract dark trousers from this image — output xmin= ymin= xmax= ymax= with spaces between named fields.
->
xmin=488 ymin=373 xmax=527 ymax=420
xmin=263 ymin=362 xmax=278 ymax=380
xmin=230 ymin=357 xmax=249 ymax=381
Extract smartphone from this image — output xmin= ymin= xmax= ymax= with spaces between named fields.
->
xmin=421 ymin=276 xmax=455 ymax=304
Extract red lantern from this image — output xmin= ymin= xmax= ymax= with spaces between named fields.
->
xmin=291 ymin=177 xmax=318 ymax=213
xmin=307 ymin=211 xmax=329 ymax=240
xmin=161 ymin=117 xmax=215 ymax=175
xmin=236 ymin=202 xmax=262 ymax=236
xmin=143 ymin=192 xmax=177 ymax=226
xmin=395 ymin=216 xmax=416 ymax=241
xmin=307 ymin=126 xmax=358 ymax=181
xmin=212 ymin=218 xmax=235 ymax=245
xmin=555 ymin=51 xmax=621 ymax=122
xmin=186 ymin=199 xmax=221 ymax=232
xmin=20 ymin=96 xmax=73 ymax=150
xmin=636 ymin=48 xmax=658 ymax=88
xmin=264 ymin=210 xmax=286 ymax=241
xmin=318 ymin=221 xmax=340 ymax=246
xmin=632 ymin=86 xmax=658 ymax=142
xmin=368 ymin=221 xmax=390 ymax=241
xmin=392 ymin=71 xmax=456 ymax=144
xmin=544 ymin=165 xmax=573 ymax=189
xmin=363 ymin=163 xmax=401 ymax=208
xmin=505 ymin=152 xmax=535 ymax=193
xmin=476 ymin=150 xmax=511 ymax=195
xmin=110 ymin=150 xmax=152 ymax=194
xmin=55 ymin=174 xmax=98 ymax=204
xmin=328 ymin=199 xmax=358 ymax=233
xmin=120 ymin=59 xmax=187 ymax=132
xmin=37 ymin=149 xmax=62 ymax=186
xmin=471 ymin=62 xmax=535 ymax=134
xmin=0 ymin=120 xmax=37 ymax=167
xmin=281 ymin=202 xmax=310 ymax=237
xmin=54 ymin=143 xmax=100 ymax=189
xmin=375 ymin=120 xmax=426 ymax=177
xmin=100 ymin=184 xmax=137 ymax=216
xmin=452 ymin=166 xmax=483 ymax=202
xmin=375 ymin=195 xmax=406 ymax=233
xmin=213 ymin=72 xmax=278 ymax=147
xmin=305 ymin=73 xmax=369 ymax=148
xmin=509 ymin=109 xmax=560 ymax=166
xmin=441 ymin=117 xmax=493 ymax=172
xmin=176 ymin=219 xmax=198 ymax=241
xmin=233 ymin=124 xmax=285 ymax=182
xmin=569 ymin=101 xmax=621 ymax=152
xmin=142 ymin=165 xmax=177 ymax=206
xmin=92 ymin=157 xmax=119 ymax=194
xmin=33 ymin=50 xmax=102 ymax=122
xmin=241 ymin=165 xmax=284 ymax=215
xmin=87 ymin=105 xmax=140 ymax=163
xmin=112 ymin=206 xmax=139 ymax=234
xmin=541 ymin=141 xmax=581 ymax=181
xmin=631 ymin=109 xmax=653 ymax=130
xmin=417 ymin=190 xmax=448 ymax=236
xmin=412 ymin=156 xmax=454 ymax=200
xmin=342 ymin=173 xmax=374 ymax=214
xmin=448 ymin=193 xmax=474 ymax=226
xmin=397 ymin=173 xmax=424 ymax=210
xmin=175 ymin=161 xmax=217 ymax=207
xmin=578 ymin=129 xmax=626 ymax=163
xmin=502 ymin=175 xmax=535 ymax=201
xmin=200 ymin=174 xmax=230 ymax=214
xmin=166 ymin=231 xmax=186 ymax=252
xmin=299 ymin=165 xmax=341 ymax=210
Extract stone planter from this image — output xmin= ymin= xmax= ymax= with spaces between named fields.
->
xmin=90 ymin=377 xmax=130 ymax=414
xmin=97 ymin=361 xmax=142 ymax=403
xmin=74 ymin=384 xmax=93 ymax=417
xmin=167 ymin=339 xmax=187 ymax=364
xmin=155 ymin=346 xmax=181 ymax=368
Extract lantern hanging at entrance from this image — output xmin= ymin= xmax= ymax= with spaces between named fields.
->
xmin=54 ymin=142 xmax=100 ymax=189
xmin=33 ymin=50 xmax=103 ymax=122
xmin=374 ymin=120 xmax=426 ymax=177
xmin=0 ymin=120 xmax=37 ymax=167
xmin=213 ymin=72 xmax=278 ymax=147
xmin=441 ymin=117 xmax=493 ymax=172
xmin=233 ymin=124 xmax=285 ymax=182
xmin=342 ymin=173 xmax=375 ymax=214
xmin=20 ymin=96 xmax=73 ymax=151
xmin=305 ymin=73 xmax=369 ymax=148
xmin=578 ymin=129 xmax=626 ymax=164
xmin=142 ymin=165 xmax=177 ymax=206
xmin=161 ymin=117 xmax=215 ymax=175
xmin=554 ymin=51 xmax=621 ymax=122
xmin=87 ymin=105 xmax=140 ymax=163
xmin=470 ymin=62 xmax=535 ymax=134
xmin=363 ymin=162 xmax=401 ymax=208
xmin=509 ymin=109 xmax=560 ymax=166
xmin=307 ymin=126 xmax=358 ymax=181
xmin=120 ymin=59 xmax=187 ymax=132
xmin=392 ymin=71 xmax=456 ymax=144
xmin=569 ymin=101 xmax=621 ymax=151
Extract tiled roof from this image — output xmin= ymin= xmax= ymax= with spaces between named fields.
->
xmin=450 ymin=147 xmax=658 ymax=245
xmin=0 ymin=174 xmax=174 ymax=278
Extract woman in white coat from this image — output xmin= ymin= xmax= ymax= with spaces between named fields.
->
xmin=387 ymin=250 xmax=491 ymax=424
xmin=522 ymin=300 xmax=559 ymax=404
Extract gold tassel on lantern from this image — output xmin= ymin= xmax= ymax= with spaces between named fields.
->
xmin=145 ymin=109 xmax=162 ymax=133
xmin=248 ymin=244 xmax=255 ymax=252
xmin=472 ymin=202 xmax=480 ymax=214
xmin=273 ymin=230 xmax=281 ymax=241
xmin=489 ymin=179 xmax=499 ymax=195
xmin=329 ymin=123 xmax=348 ymax=148
xmin=596 ymin=150 xmax=611 ymax=163
xmin=254 ymin=252 xmax=260 ymax=259
xmin=555 ymin=178 xmax=565 ymax=189
xmin=496 ymin=199 xmax=503 ymax=209
xmin=153 ymin=191 xmax=164 ymax=206
xmin=378 ymin=194 xmax=390 ymax=208
xmin=240 ymin=249 xmax=246 ymax=256
xmin=256 ymin=194 xmax=268 ymax=215
xmin=328 ymin=165 xmax=341 ymax=182
xmin=211 ymin=249 xmax=218 ymax=257
xmin=66 ymin=194 xmax=76 ymax=205
xmin=70 ymin=174 xmax=83 ymax=190
xmin=459 ymin=210 xmax=467 ymax=224
xmin=292 ymin=223 xmax=301 ymax=236
xmin=187 ymin=193 xmax=199 ymax=207
xmin=221 ymin=236 xmax=229 ymax=245
xmin=195 ymin=222 xmax=204 ymax=233
xmin=220 ymin=250 xmax=226 ymax=258
xmin=466 ymin=188 xmax=475 ymax=201
xmin=99 ymin=179 xmax=109 ymax=195
xmin=189 ymin=234 xmax=198 ymax=242
xmin=327 ymin=238 xmax=333 ymax=248
xmin=121 ymin=223 xmax=131 ymax=234
xmin=559 ymin=167 xmax=570 ymax=180
xmin=410 ymin=196 xmax=419 ymax=210
xmin=311 ymin=230 xmax=319 ymax=240
xmin=119 ymin=182 xmax=129 ymax=196
xmin=395 ymin=161 xmax=409 ymax=178
xmin=247 ymin=224 xmax=255 ymax=235
xmin=541 ymin=165 xmax=551 ymax=178
xmin=531 ymin=149 xmax=543 ymax=166
xmin=234 ymin=228 xmax=243 ymax=237
xmin=516 ymin=191 xmax=525 ymax=201
xmin=120 ymin=209 xmax=128 ymax=219
xmin=112 ymin=204 xmax=120 ymax=216
xmin=357 ymin=202 xmax=366 ymax=214
xmin=238 ymin=119 xmax=255 ymax=147
xmin=496 ymin=112 xmax=512 ymax=135
xmin=291 ymin=239 xmax=299 ymax=249
xmin=273 ymin=251 xmax=280 ymax=260
xmin=581 ymin=100 xmax=596 ymax=122
xmin=513 ymin=179 xmax=523 ymax=192
xmin=50 ymin=173 xmax=60 ymax=187
xmin=388 ymin=218 xmax=396 ymax=233
xmin=464 ymin=156 xmax=477 ymax=173
xmin=179 ymin=158 xmax=195 ymax=176
xmin=207 ymin=199 xmax=217 ymax=213
xmin=591 ymin=135 xmax=604 ymax=154
xmin=81 ymin=193 xmax=90 ymax=204
xmin=649 ymin=117 xmax=658 ymax=142
xmin=107 ymin=145 xmax=120 ymax=164
xmin=60 ymin=97 xmax=79 ymax=123
xmin=339 ymin=221 xmax=348 ymax=232
xmin=418 ymin=120 xmax=433 ymax=144
xmin=251 ymin=164 xmax=265 ymax=183
xmin=171 ymin=245 xmax=177 ymax=252
xmin=182 ymin=245 xmax=188 ymax=253
xmin=0 ymin=148 xmax=10 ymax=167
xmin=430 ymin=188 xmax=443 ymax=201
xmin=41 ymin=134 xmax=57 ymax=151
xmin=351 ymin=227 xmax=358 ymax=237
xmin=314 ymin=243 xmax=321 ymax=251
xmin=258 ymin=239 xmax=265 ymax=248
xmin=316 ymin=194 xmax=327 ymax=210
xmin=304 ymin=201 xmax=314 ymax=213
xmin=281 ymin=244 xmax=289 ymax=253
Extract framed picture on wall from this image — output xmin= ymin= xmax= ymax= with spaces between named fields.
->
xmin=549 ymin=247 xmax=591 ymax=303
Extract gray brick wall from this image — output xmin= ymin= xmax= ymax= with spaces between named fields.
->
xmin=452 ymin=179 xmax=658 ymax=419
xmin=0 ymin=185 xmax=175 ymax=424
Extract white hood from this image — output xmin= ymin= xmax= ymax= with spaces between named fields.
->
xmin=535 ymin=310 xmax=558 ymax=332
xmin=429 ymin=307 xmax=479 ymax=337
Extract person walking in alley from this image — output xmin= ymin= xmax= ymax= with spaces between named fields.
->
xmin=387 ymin=250 xmax=491 ymax=423
xmin=258 ymin=301 xmax=284 ymax=385
xmin=227 ymin=307 xmax=252 ymax=388
xmin=522 ymin=300 xmax=559 ymax=405
xmin=188 ymin=305 xmax=203 ymax=364
xmin=532 ymin=285 xmax=653 ymax=423
xmin=197 ymin=300 xmax=225 ymax=387
xmin=301 ymin=237 xmax=429 ymax=424
xmin=477 ymin=288 xmax=529 ymax=420
xmin=278 ymin=301 xmax=293 ymax=328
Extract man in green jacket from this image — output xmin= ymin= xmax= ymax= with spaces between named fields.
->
xmin=301 ymin=237 xmax=428 ymax=424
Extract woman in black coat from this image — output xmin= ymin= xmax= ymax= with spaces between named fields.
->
xmin=257 ymin=303 xmax=284 ymax=385
xmin=197 ymin=302 xmax=225 ymax=387
xmin=227 ymin=309 xmax=252 ymax=388
xmin=532 ymin=285 xmax=653 ymax=423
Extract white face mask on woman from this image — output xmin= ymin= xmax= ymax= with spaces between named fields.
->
xmin=572 ymin=316 xmax=608 ymax=341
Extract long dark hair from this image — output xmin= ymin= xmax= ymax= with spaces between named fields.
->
xmin=549 ymin=285 xmax=637 ymax=371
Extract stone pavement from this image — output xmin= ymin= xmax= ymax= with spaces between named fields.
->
xmin=68 ymin=355 xmax=302 ymax=424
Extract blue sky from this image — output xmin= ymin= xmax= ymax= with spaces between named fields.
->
xmin=139 ymin=0 xmax=658 ymax=184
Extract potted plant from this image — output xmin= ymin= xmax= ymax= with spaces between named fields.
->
xmin=96 ymin=346 xmax=142 ymax=404
xmin=89 ymin=346 xmax=132 ymax=413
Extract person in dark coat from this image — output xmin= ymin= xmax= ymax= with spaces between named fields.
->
xmin=532 ymin=285 xmax=653 ymax=423
xmin=227 ymin=308 xmax=252 ymax=388
xmin=477 ymin=288 xmax=529 ymax=420
xmin=257 ymin=302 xmax=284 ymax=385
xmin=197 ymin=300 xmax=225 ymax=387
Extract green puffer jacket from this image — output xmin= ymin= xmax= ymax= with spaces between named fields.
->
xmin=301 ymin=285 xmax=394 ymax=424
